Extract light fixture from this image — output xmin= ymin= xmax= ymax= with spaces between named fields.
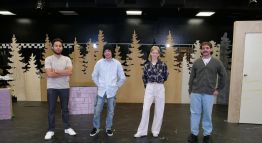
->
xmin=59 ymin=11 xmax=78 ymax=15
xmin=93 ymin=43 xmax=97 ymax=48
xmin=196 ymin=12 xmax=215 ymax=17
xmin=0 ymin=11 xmax=15 ymax=15
xmin=126 ymin=10 xmax=142 ymax=15
xmin=166 ymin=44 xmax=170 ymax=48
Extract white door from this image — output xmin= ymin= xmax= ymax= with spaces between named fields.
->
xmin=239 ymin=33 xmax=262 ymax=124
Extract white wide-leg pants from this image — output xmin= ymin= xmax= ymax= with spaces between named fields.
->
xmin=136 ymin=83 xmax=165 ymax=136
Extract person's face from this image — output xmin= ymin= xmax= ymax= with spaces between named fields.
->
xmin=53 ymin=41 xmax=63 ymax=55
xmin=150 ymin=49 xmax=160 ymax=60
xmin=104 ymin=49 xmax=112 ymax=59
xmin=201 ymin=44 xmax=212 ymax=57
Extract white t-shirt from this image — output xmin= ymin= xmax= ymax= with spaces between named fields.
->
xmin=202 ymin=57 xmax=211 ymax=66
xmin=45 ymin=55 xmax=72 ymax=89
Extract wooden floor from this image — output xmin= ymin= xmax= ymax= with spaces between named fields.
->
xmin=0 ymin=102 xmax=262 ymax=143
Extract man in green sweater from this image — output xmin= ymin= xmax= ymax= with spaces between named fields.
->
xmin=188 ymin=42 xmax=227 ymax=143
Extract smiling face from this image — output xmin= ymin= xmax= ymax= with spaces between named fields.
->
xmin=149 ymin=46 xmax=161 ymax=61
xmin=52 ymin=41 xmax=63 ymax=55
xmin=150 ymin=49 xmax=160 ymax=61
xmin=104 ymin=49 xmax=112 ymax=60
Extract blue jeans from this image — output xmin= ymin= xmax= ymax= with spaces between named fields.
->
xmin=190 ymin=93 xmax=215 ymax=136
xmin=93 ymin=94 xmax=116 ymax=130
xmin=47 ymin=88 xmax=70 ymax=131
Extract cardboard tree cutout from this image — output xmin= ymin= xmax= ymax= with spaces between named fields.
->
xmin=117 ymin=30 xmax=145 ymax=103
xmin=8 ymin=35 xmax=26 ymax=101
xmin=85 ymin=39 xmax=96 ymax=86
xmin=163 ymin=31 xmax=182 ymax=103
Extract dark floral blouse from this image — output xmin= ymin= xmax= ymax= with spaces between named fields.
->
xmin=142 ymin=60 xmax=169 ymax=85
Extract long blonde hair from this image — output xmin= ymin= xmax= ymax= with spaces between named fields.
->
xmin=148 ymin=46 xmax=160 ymax=61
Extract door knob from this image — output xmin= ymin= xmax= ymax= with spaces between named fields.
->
xmin=244 ymin=74 xmax=248 ymax=76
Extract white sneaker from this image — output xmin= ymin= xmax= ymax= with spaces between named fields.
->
xmin=134 ymin=133 xmax=146 ymax=138
xmin=44 ymin=131 xmax=54 ymax=140
xmin=64 ymin=128 xmax=77 ymax=136
xmin=152 ymin=133 xmax=158 ymax=137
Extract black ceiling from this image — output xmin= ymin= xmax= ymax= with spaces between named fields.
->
xmin=0 ymin=0 xmax=262 ymax=19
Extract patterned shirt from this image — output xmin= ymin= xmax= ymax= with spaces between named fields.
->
xmin=142 ymin=60 xmax=169 ymax=85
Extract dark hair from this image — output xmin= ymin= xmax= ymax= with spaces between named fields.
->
xmin=200 ymin=42 xmax=212 ymax=49
xmin=52 ymin=38 xmax=63 ymax=46
xmin=102 ymin=46 xmax=115 ymax=58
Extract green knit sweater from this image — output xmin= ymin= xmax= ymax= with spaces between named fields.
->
xmin=188 ymin=57 xmax=227 ymax=95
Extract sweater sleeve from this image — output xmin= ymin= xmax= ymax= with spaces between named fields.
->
xmin=188 ymin=63 xmax=196 ymax=94
xmin=217 ymin=60 xmax=227 ymax=91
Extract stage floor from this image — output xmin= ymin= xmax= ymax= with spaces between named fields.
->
xmin=0 ymin=102 xmax=262 ymax=143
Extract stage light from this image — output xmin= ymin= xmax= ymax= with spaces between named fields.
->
xmin=196 ymin=12 xmax=215 ymax=17
xmin=126 ymin=10 xmax=142 ymax=15
xmin=0 ymin=11 xmax=15 ymax=15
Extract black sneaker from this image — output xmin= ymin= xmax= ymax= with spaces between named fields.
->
xmin=106 ymin=129 xmax=113 ymax=136
xmin=90 ymin=128 xmax=100 ymax=136
xmin=203 ymin=135 xmax=211 ymax=143
xmin=188 ymin=134 xmax=198 ymax=143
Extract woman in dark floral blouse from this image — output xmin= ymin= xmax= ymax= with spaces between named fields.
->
xmin=134 ymin=46 xmax=169 ymax=138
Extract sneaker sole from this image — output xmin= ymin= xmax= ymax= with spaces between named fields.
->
xmin=44 ymin=135 xmax=54 ymax=140
xmin=90 ymin=132 xmax=99 ymax=137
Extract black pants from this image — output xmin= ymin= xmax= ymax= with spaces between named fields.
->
xmin=47 ymin=88 xmax=70 ymax=131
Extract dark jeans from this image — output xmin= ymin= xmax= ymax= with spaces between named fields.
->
xmin=47 ymin=88 xmax=70 ymax=131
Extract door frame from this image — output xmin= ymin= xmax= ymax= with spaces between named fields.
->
xmin=228 ymin=21 xmax=262 ymax=123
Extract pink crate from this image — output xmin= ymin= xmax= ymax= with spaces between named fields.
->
xmin=69 ymin=87 xmax=97 ymax=115
xmin=0 ymin=88 xmax=12 ymax=120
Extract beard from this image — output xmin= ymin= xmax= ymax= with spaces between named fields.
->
xmin=52 ymin=49 xmax=62 ymax=55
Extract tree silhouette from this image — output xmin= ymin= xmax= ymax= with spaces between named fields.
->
xmin=95 ymin=30 xmax=105 ymax=61
xmin=85 ymin=39 xmax=96 ymax=85
xmin=117 ymin=30 xmax=145 ymax=103
xmin=220 ymin=32 xmax=232 ymax=70
xmin=163 ymin=31 xmax=182 ymax=103
xmin=8 ymin=35 xmax=26 ymax=101
xmin=24 ymin=54 xmax=41 ymax=101
xmin=125 ymin=30 xmax=145 ymax=77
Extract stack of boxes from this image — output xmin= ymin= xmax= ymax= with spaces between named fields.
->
xmin=69 ymin=87 xmax=97 ymax=115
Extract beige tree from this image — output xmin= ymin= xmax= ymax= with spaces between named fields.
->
xmin=125 ymin=30 xmax=145 ymax=76
xmin=24 ymin=54 xmax=41 ymax=101
xmin=85 ymin=39 xmax=96 ymax=86
xmin=192 ymin=40 xmax=201 ymax=61
xmin=181 ymin=53 xmax=191 ymax=103
xmin=40 ymin=34 xmax=53 ymax=101
xmin=44 ymin=34 xmax=53 ymax=58
xmin=8 ymin=35 xmax=26 ymax=101
xmin=210 ymin=40 xmax=220 ymax=59
xmin=117 ymin=30 xmax=145 ymax=103
xmin=70 ymin=38 xmax=86 ymax=86
xmin=163 ymin=31 xmax=182 ymax=103
xmin=115 ymin=44 xmax=123 ymax=63
xmin=95 ymin=30 xmax=105 ymax=61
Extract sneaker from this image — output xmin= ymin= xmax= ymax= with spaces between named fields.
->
xmin=64 ymin=128 xmax=77 ymax=136
xmin=152 ymin=133 xmax=158 ymax=138
xmin=187 ymin=134 xmax=198 ymax=143
xmin=90 ymin=128 xmax=100 ymax=136
xmin=134 ymin=133 xmax=146 ymax=138
xmin=44 ymin=131 xmax=54 ymax=140
xmin=106 ymin=129 xmax=113 ymax=136
xmin=203 ymin=135 xmax=211 ymax=143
